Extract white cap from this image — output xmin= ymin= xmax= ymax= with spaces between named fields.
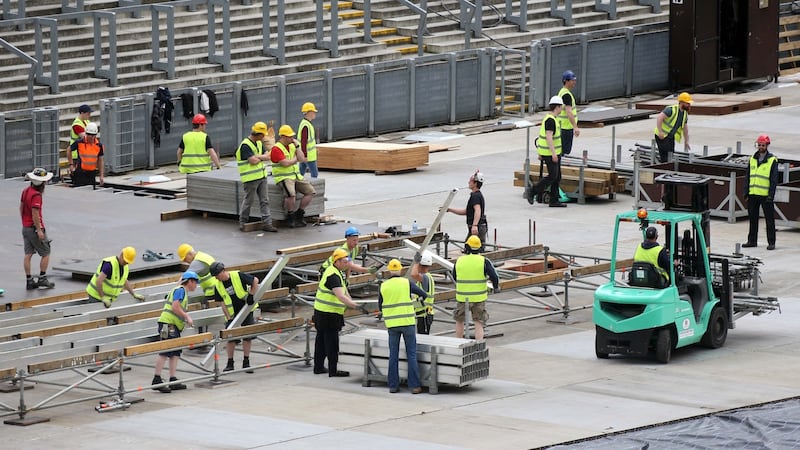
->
xmin=548 ymin=95 xmax=564 ymax=106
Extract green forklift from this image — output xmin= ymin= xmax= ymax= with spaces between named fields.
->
xmin=593 ymin=174 xmax=775 ymax=363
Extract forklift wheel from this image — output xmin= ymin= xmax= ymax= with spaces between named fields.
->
xmin=655 ymin=329 xmax=672 ymax=364
xmin=540 ymin=191 xmax=551 ymax=205
xmin=700 ymin=306 xmax=729 ymax=349
xmin=595 ymin=334 xmax=609 ymax=359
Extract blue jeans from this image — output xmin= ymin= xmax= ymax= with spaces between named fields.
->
xmin=299 ymin=160 xmax=318 ymax=178
xmin=388 ymin=325 xmax=420 ymax=390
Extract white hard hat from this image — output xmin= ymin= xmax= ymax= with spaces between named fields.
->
xmin=548 ymin=95 xmax=564 ymax=106
xmin=472 ymin=171 xmax=485 ymax=183
xmin=85 ymin=122 xmax=99 ymax=135
xmin=419 ymin=251 xmax=433 ymax=266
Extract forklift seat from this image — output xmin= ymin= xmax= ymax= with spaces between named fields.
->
xmin=629 ymin=262 xmax=668 ymax=289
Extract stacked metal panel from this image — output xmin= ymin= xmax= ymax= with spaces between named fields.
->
xmin=338 ymin=328 xmax=489 ymax=387
xmin=185 ymin=168 xmax=325 ymax=220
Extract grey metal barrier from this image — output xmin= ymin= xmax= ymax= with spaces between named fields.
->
xmin=0 ymin=38 xmax=36 ymax=107
xmin=0 ymin=107 xmax=60 ymax=179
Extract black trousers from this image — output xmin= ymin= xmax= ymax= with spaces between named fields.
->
xmin=313 ymin=310 xmax=344 ymax=375
xmin=416 ymin=314 xmax=433 ymax=335
xmin=746 ymin=195 xmax=776 ymax=246
xmin=535 ymin=156 xmax=561 ymax=204
xmin=654 ymin=135 xmax=674 ymax=163
xmin=72 ymin=169 xmax=97 ymax=188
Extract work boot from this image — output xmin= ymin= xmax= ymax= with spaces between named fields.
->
xmin=151 ymin=375 xmax=171 ymax=393
xmin=243 ymin=357 xmax=254 ymax=374
xmin=262 ymin=222 xmax=278 ymax=233
xmin=26 ymin=278 xmax=37 ymax=290
xmin=742 ymin=242 xmax=757 ymax=248
xmin=168 ymin=377 xmax=187 ymax=390
xmin=223 ymin=359 xmax=234 ymax=372
xmin=37 ymin=276 xmax=55 ymax=289
xmin=294 ymin=209 xmax=307 ymax=227
xmin=239 ymin=223 xmax=247 ymax=232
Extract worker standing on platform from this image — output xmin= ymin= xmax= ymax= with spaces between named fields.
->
xmin=152 ymin=270 xmax=197 ymax=393
xmin=86 ymin=247 xmax=146 ymax=307
xmin=177 ymin=114 xmax=221 ymax=173
xmin=313 ymin=248 xmax=369 ymax=377
xmin=654 ymin=92 xmax=692 ymax=163
xmin=558 ymin=70 xmax=580 ymax=156
xmin=21 ymin=168 xmax=55 ymax=290
xmin=69 ymin=104 xmax=92 ymax=170
xmin=379 ymin=259 xmax=427 ymax=394
xmin=410 ymin=251 xmax=435 ymax=335
xmin=236 ymin=122 xmax=278 ymax=233
xmin=210 ymin=262 xmax=260 ymax=373
xmin=298 ymin=102 xmax=319 ymax=178
xmin=529 ymin=96 xmax=567 ymax=208
xmin=70 ymin=122 xmax=104 ymax=188
xmin=743 ymin=134 xmax=779 ymax=250
xmin=270 ymin=125 xmax=316 ymax=228
xmin=453 ymin=236 xmax=499 ymax=341
xmin=319 ymin=227 xmax=377 ymax=277
xmin=446 ymin=170 xmax=488 ymax=252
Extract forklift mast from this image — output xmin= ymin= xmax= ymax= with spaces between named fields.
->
xmin=656 ymin=173 xmax=711 ymax=247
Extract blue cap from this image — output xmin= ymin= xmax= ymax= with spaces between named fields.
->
xmin=181 ymin=271 xmax=199 ymax=282
xmin=345 ymin=226 xmax=360 ymax=237
xmin=78 ymin=104 xmax=92 ymax=113
xmin=562 ymin=70 xmax=576 ymax=82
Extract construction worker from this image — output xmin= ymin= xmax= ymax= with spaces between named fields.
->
xmin=452 ymin=236 xmax=499 ymax=341
xmin=633 ymin=226 xmax=670 ymax=287
xmin=298 ymin=102 xmax=319 ymax=178
xmin=21 ymin=168 xmax=55 ymax=290
xmin=70 ymin=122 xmax=104 ymax=188
xmin=236 ymin=121 xmax=278 ymax=233
xmin=319 ymin=227 xmax=377 ymax=277
xmin=654 ymin=92 xmax=692 ymax=163
xmin=313 ymin=248 xmax=369 ymax=377
xmin=209 ymin=262 xmax=259 ymax=373
xmin=86 ymin=247 xmax=146 ymax=308
xmin=529 ymin=95 xmax=566 ymax=207
xmin=380 ymin=259 xmax=427 ymax=394
xmin=743 ymin=134 xmax=779 ymax=250
xmin=270 ymin=125 xmax=316 ymax=228
xmin=177 ymin=243 xmax=218 ymax=301
xmin=410 ymin=251 xmax=435 ymax=334
xmin=152 ymin=270 xmax=197 ymax=393
xmin=69 ymin=104 xmax=92 ymax=168
xmin=177 ymin=113 xmax=221 ymax=174
xmin=446 ymin=170 xmax=488 ymax=251
xmin=558 ymin=70 xmax=580 ymax=155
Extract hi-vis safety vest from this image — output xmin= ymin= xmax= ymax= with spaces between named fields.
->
xmin=414 ymin=272 xmax=435 ymax=317
xmin=315 ymin=265 xmax=347 ymax=315
xmin=179 ymin=131 xmax=212 ymax=173
xmin=748 ymin=155 xmax=776 ymax=197
xmin=320 ymin=243 xmax=359 ymax=274
xmin=214 ymin=270 xmax=250 ymax=317
xmin=236 ymin=138 xmax=266 ymax=183
xmin=380 ymin=277 xmax=416 ymax=328
xmin=86 ymin=256 xmax=129 ymax=303
xmin=159 ymin=285 xmax=190 ymax=331
xmin=537 ymin=113 xmax=562 ymax=156
xmin=271 ymin=141 xmax=303 ymax=183
xmin=298 ymin=118 xmax=317 ymax=162
xmin=455 ymin=254 xmax=488 ymax=303
xmin=634 ymin=244 xmax=669 ymax=282
xmin=653 ymin=104 xmax=687 ymax=143
xmin=76 ymin=140 xmax=101 ymax=171
xmin=557 ymin=87 xmax=577 ymax=130
xmin=70 ymin=116 xmax=90 ymax=160
xmin=193 ymin=251 xmax=218 ymax=296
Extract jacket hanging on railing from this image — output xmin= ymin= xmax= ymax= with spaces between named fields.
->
xmin=151 ymin=102 xmax=163 ymax=147
xmin=180 ymin=93 xmax=193 ymax=119
xmin=156 ymin=87 xmax=173 ymax=133
xmin=201 ymin=89 xmax=219 ymax=117
xmin=240 ymin=90 xmax=249 ymax=117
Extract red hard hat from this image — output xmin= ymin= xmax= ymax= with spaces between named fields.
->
xmin=756 ymin=134 xmax=770 ymax=145
xmin=192 ymin=114 xmax=207 ymax=125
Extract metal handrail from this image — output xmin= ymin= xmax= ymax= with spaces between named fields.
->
xmin=0 ymin=38 xmax=36 ymax=108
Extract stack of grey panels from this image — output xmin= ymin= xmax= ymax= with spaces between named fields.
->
xmin=338 ymin=328 xmax=489 ymax=387
xmin=186 ymin=168 xmax=325 ymax=220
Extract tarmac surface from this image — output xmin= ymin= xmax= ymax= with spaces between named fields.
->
xmin=2 ymin=76 xmax=800 ymax=449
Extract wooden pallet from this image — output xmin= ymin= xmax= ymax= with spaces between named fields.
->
xmin=513 ymin=165 xmax=624 ymax=199
xmin=635 ymin=93 xmax=781 ymax=116
xmin=780 ymin=14 xmax=800 ymax=75
xmin=316 ymin=141 xmax=429 ymax=174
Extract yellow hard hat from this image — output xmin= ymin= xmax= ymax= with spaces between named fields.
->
xmin=387 ymin=259 xmax=403 ymax=272
xmin=177 ymin=243 xmax=194 ymax=261
xmin=332 ymin=248 xmax=350 ymax=262
xmin=301 ymin=102 xmax=317 ymax=113
xmin=677 ymin=92 xmax=693 ymax=104
xmin=278 ymin=125 xmax=295 ymax=137
xmin=466 ymin=235 xmax=482 ymax=250
xmin=252 ymin=121 xmax=268 ymax=135
xmin=121 ymin=246 xmax=136 ymax=264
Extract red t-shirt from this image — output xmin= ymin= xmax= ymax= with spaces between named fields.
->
xmin=270 ymin=145 xmax=288 ymax=164
xmin=20 ymin=185 xmax=44 ymax=228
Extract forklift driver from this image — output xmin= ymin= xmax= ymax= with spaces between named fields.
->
xmin=633 ymin=226 xmax=671 ymax=287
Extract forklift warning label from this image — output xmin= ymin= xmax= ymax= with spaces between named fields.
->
xmin=679 ymin=318 xmax=694 ymax=339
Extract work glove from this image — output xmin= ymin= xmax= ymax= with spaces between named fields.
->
xmin=413 ymin=253 xmax=422 ymax=263
xmin=359 ymin=305 xmax=370 ymax=315
xmin=133 ymin=293 xmax=146 ymax=302
xmin=102 ymin=299 xmax=111 ymax=309
xmin=368 ymin=267 xmax=378 ymax=275
xmin=246 ymin=294 xmax=255 ymax=305
xmin=426 ymin=306 xmax=434 ymax=315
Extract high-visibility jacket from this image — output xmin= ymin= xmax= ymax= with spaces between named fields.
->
xmin=193 ymin=251 xmax=218 ymax=296
xmin=298 ymin=118 xmax=317 ymax=162
xmin=557 ymin=87 xmax=577 ymax=130
xmin=314 ymin=265 xmax=348 ymax=315
xmin=86 ymin=256 xmax=129 ymax=303
xmin=214 ymin=270 xmax=250 ymax=317
xmin=537 ymin=114 xmax=561 ymax=156
xmin=76 ymin=140 xmax=102 ymax=171
xmin=236 ymin=138 xmax=266 ymax=183
xmin=634 ymin=244 xmax=668 ymax=282
xmin=158 ymin=285 xmax=190 ymax=331
xmin=653 ymin=104 xmax=687 ymax=143
xmin=179 ymin=131 xmax=212 ymax=173
xmin=271 ymin=141 xmax=303 ymax=183
xmin=380 ymin=277 xmax=416 ymax=328
xmin=455 ymin=254 xmax=488 ymax=303
xmin=414 ymin=272 xmax=435 ymax=317
xmin=70 ymin=116 xmax=90 ymax=160
xmin=748 ymin=155 xmax=777 ymax=197
xmin=320 ymin=243 xmax=359 ymax=274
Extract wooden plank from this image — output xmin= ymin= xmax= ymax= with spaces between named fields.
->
xmin=160 ymin=209 xmax=200 ymax=221
xmin=317 ymin=141 xmax=429 ymax=172
xmin=27 ymin=350 xmax=120 ymax=374
xmin=15 ymin=319 xmax=108 ymax=340
xmin=219 ymin=317 xmax=304 ymax=339
xmin=500 ymin=257 xmax=569 ymax=273
xmin=123 ymin=332 xmax=213 ymax=357
xmin=276 ymin=232 xmax=384 ymax=255
xmin=0 ymin=367 xmax=16 ymax=380
xmin=635 ymin=93 xmax=781 ymax=116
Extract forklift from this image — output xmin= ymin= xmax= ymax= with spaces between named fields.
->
xmin=593 ymin=174 xmax=779 ymax=363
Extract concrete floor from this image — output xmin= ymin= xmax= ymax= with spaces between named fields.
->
xmin=2 ymin=75 xmax=800 ymax=449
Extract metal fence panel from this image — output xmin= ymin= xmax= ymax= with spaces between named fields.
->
xmin=415 ymin=61 xmax=450 ymax=126
xmin=286 ymin=79 xmax=325 ymax=140
xmin=585 ymin=37 xmax=627 ymax=101
xmin=331 ymin=73 xmax=368 ymax=140
xmin=5 ymin=117 xmax=35 ymax=178
xmin=549 ymin=42 xmax=582 ymax=99
xmin=32 ymin=107 xmax=60 ymax=174
xmin=241 ymin=84 xmax=281 ymax=140
xmin=203 ymin=89 xmax=238 ymax=157
xmin=374 ymin=68 xmax=411 ymax=134
xmin=455 ymin=57 xmax=480 ymax=122
xmin=154 ymin=89 xmax=189 ymax=167
xmin=631 ymin=31 xmax=669 ymax=95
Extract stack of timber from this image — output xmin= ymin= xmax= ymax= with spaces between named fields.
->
xmin=185 ymin=168 xmax=325 ymax=220
xmin=316 ymin=141 xmax=429 ymax=174
xmin=780 ymin=13 xmax=800 ymax=75
xmin=634 ymin=93 xmax=781 ymax=116
xmin=513 ymin=164 xmax=624 ymax=199
xmin=338 ymin=328 xmax=489 ymax=388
